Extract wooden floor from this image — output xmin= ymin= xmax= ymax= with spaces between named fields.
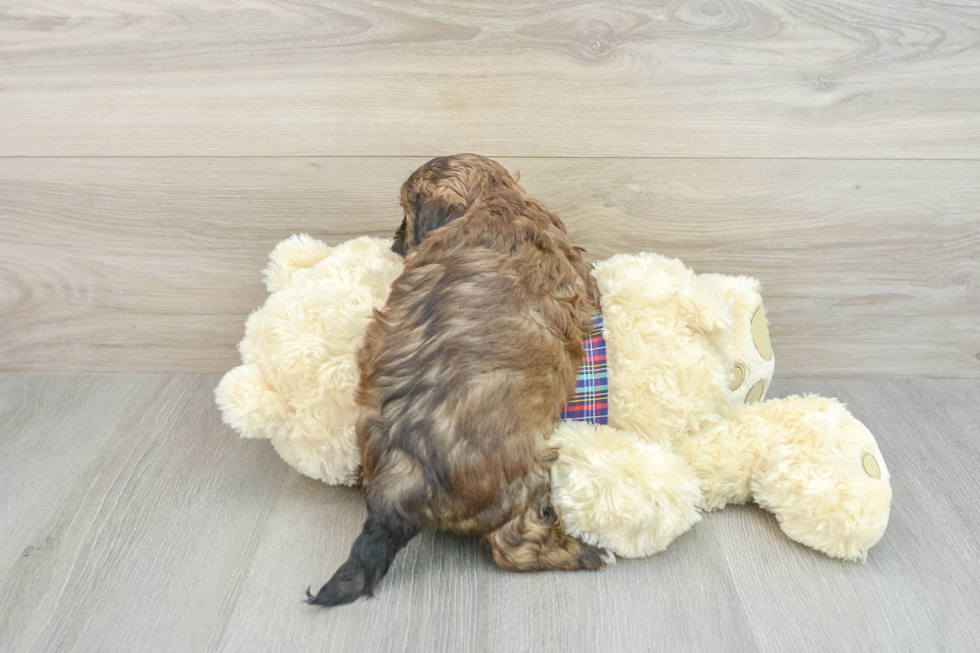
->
xmin=0 ymin=373 xmax=977 ymax=652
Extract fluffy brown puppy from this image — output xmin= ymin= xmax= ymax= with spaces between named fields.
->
xmin=308 ymin=155 xmax=605 ymax=607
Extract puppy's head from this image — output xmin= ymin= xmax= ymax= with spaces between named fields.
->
xmin=393 ymin=154 xmax=521 ymax=256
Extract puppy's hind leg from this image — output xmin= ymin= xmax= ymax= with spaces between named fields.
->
xmin=488 ymin=504 xmax=607 ymax=572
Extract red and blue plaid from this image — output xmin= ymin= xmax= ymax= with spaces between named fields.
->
xmin=560 ymin=311 xmax=608 ymax=425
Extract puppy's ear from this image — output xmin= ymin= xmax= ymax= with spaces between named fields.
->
xmin=392 ymin=216 xmax=410 ymax=256
xmin=413 ymin=197 xmax=465 ymax=246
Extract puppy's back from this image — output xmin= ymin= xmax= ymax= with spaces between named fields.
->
xmin=361 ymin=186 xmax=596 ymax=522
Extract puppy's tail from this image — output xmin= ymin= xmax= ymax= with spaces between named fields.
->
xmin=306 ymin=509 xmax=419 ymax=607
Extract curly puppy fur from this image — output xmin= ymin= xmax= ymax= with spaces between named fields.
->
xmin=308 ymin=155 xmax=605 ymax=607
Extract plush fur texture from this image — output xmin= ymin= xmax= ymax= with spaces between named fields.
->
xmin=549 ymin=421 xmax=703 ymax=556
xmin=596 ymin=252 xmax=736 ymax=449
xmin=689 ymin=396 xmax=891 ymax=559
xmin=215 ymin=235 xmax=403 ymax=485
xmin=588 ymin=250 xmax=891 ymax=560
xmin=311 ymin=155 xmax=605 ymax=607
xmin=217 ymin=237 xmax=892 ymax=565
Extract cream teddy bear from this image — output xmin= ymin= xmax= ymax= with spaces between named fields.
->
xmin=216 ymin=235 xmax=891 ymax=562
xmin=550 ymin=253 xmax=891 ymax=560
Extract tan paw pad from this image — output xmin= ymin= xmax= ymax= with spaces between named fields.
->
xmin=862 ymin=452 xmax=881 ymax=479
xmin=752 ymin=306 xmax=773 ymax=362
xmin=729 ymin=364 xmax=746 ymax=391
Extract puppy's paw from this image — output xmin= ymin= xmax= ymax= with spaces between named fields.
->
xmin=577 ymin=541 xmax=611 ymax=570
xmin=599 ymin=547 xmax=617 ymax=567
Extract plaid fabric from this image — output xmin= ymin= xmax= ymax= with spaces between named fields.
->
xmin=560 ymin=311 xmax=608 ymax=425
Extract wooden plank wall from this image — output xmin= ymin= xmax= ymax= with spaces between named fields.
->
xmin=0 ymin=1 xmax=978 ymax=376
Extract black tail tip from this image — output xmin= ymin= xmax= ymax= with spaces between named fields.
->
xmin=305 ymin=511 xmax=419 ymax=608
xmin=305 ymin=583 xmax=366 ymax=608
xmin=304 ymin=563 xmax=373 ymax=608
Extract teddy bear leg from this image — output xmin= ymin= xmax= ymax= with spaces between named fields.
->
xmin=736 ymin=395 xmax=892 ymax=560
xmin=674 ymin=416 xmax=757 ymax=512
xmin=550 ymin=422 xmax=703 ymax=558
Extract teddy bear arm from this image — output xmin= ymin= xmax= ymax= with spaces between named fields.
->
xmin=550 ymin=421 xmax=702 ymax=558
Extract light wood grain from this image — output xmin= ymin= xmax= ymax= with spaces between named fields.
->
xmin=216 ymin=470 xmax=757 ymax=653
xmin=1 ymin=1 xmax=979 ymax=157
xmin=1 ymin=373 xmax=978 ymax=652
xmin=0 ymin=374 xmax=163 ymax=575
xmin=0 ymin=373 xmax=288 ymax=653
xmin=2 ymin=157 xmax=977 ymax=376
